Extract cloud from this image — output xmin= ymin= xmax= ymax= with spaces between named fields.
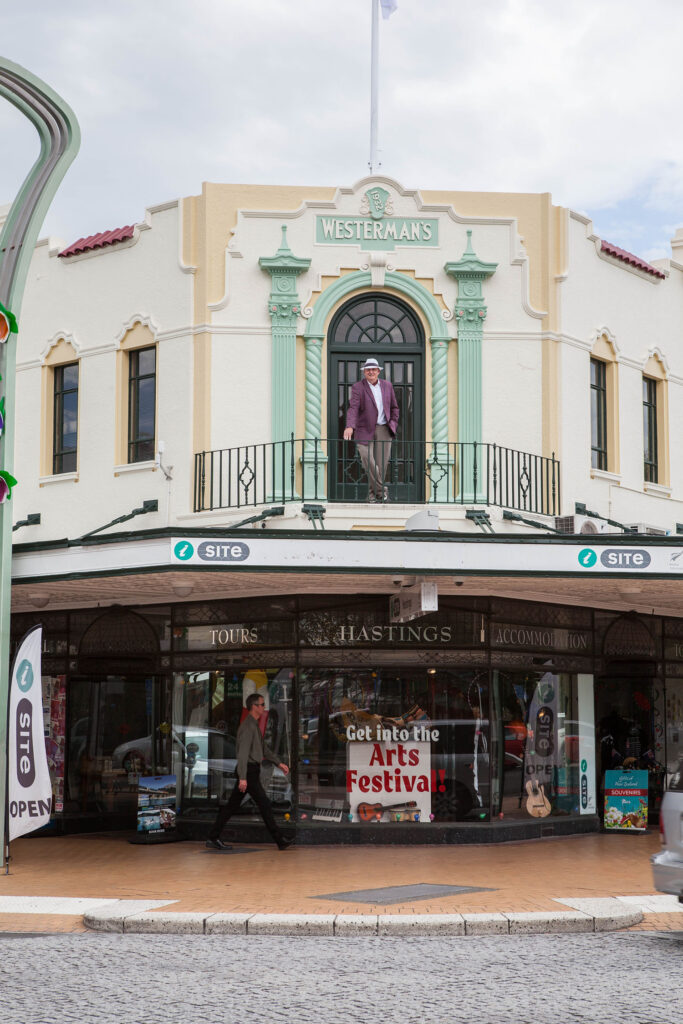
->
xmin=1 ymin=0 xmax=682 ymax=258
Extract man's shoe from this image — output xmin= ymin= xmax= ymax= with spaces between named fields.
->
xmin=277 ymin=836 xmax=295 ymax=850
xmin=206 ymin=838 xmax=232 ymax=850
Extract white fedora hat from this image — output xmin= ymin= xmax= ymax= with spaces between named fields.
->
xmin=361 ymin=357 xmax=383 ymax=371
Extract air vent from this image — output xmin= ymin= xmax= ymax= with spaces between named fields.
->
xmin=627 ymin=523 xmax=668 ymax=537
xmin=554 ymin=515 xmax=622 ymax=535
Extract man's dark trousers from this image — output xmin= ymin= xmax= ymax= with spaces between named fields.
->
xmin=208 ymin=762 xmax=283 ymax=844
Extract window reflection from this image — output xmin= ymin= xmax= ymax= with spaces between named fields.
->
xmin=174 ymin=668 xmax=293 ymax=817
xmin=298 ymin=668 xmax=490 ymax=823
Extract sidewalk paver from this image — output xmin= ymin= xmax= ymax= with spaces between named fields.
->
xmin=0 ymin=831 xmax=672 ymax=935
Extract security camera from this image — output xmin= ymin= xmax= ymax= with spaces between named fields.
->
xmin=453 ymin=577 xmax=465 ymax=587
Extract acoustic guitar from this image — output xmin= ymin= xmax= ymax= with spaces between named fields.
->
xmin=525 ymin=779 xmax=551 ymax=818
xmin=356 ymin=800 xmax=418 ymax=822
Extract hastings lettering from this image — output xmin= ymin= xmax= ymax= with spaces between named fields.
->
xmin=15 ymin=698 xmax=35 ymax=788
xmin=336 ymin=625 xmax=452 ymax=643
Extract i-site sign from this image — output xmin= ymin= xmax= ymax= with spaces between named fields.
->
xmin=578 ymin=548 xmax=652 ymax=569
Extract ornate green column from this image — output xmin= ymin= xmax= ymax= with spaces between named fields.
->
xmin=302 ymin=331 xmax=326 ymax=498
xmin=259 ymin=227 xmax=310 ymax=499
xmin=444 ymin=231 xmax=497 ymax=502
xmin=428 ymin=333 xmax=453 ymax=503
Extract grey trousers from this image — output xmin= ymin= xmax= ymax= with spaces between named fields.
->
xmin=357 ymin=424 xmax=393 ymax=500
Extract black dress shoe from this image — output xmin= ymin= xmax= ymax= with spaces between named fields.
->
xmin=206 ymin=838 xmax=232 ymax=850
xmin=277 ymin=837 xmax=295 ymax=850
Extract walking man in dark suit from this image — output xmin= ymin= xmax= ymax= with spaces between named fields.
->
xmin=206 ymin=693 xmax=293 ymax=851
xmin=343 ymin=357 xmax=399 ymax=502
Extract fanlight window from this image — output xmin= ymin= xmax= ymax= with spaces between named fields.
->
xmin=331 ymin=295 xmax=421 ymax=347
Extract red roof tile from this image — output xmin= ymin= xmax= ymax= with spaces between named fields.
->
xmin=59 ymin=224 xmax=135 ymax=258
xmin=600 ymin=240 xmax=665 ymax=279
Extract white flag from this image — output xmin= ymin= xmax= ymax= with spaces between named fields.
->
xmin=8 ymin=626 xmax=52 ymax=840
xmin=380 ymin=0 xmax=398 ymax=18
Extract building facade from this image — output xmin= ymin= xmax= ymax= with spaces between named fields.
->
xmin=7 ymin=176 xmax=683 ymax=842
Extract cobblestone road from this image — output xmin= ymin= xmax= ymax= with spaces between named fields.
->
xmin=0 ymin=931 xmax=680 ymax=1024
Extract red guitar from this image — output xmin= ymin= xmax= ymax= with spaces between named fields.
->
xmin=356 ymin=800 xmax=418 ymax=822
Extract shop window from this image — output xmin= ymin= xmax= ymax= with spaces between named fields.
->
xmin=174 ymin=669 xmax=293 ymax=814
xmin=298 ymin=667 xmax=490 ymax=824
xmin=490 ymin=670 xmax=596 ymax=821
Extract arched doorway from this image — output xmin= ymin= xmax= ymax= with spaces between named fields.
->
xmin=327 ymin=292 xmax=425 ymax=501
xmin=68 ymin=608 xmax=170 ymax=828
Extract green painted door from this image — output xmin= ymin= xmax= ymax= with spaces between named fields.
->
xmin=328 ymin=294 xmax=424 ymax=502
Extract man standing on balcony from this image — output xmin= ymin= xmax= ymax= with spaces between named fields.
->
xmin=343 ymin=358 xmax=399 ymax=502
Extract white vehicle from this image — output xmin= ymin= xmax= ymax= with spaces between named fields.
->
xmin=651 ymin=761 xmax=683 ymax=901
xmin=112 ymin=726 xmax=292 ymax=810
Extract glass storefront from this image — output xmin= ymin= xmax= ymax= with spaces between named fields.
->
xmin=11 ymin=594 xmax=683 ymax=841
xmin=298 ymin=667 xmax=490 ymax=823
xmin=174 ymin=668 xmax=293 ymax=816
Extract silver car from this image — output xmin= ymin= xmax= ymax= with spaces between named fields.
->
xmin=651 ymin=762 xmax=683 ymax=901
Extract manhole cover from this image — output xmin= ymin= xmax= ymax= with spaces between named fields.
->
xmin=316 ymin=882 xmax=495 ymax=905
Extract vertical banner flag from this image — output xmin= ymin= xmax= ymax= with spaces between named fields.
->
xmin=7 ymin=626 xmax=52 ymax=840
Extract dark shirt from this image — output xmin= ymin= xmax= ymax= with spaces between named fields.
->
xmin=236 ymin=714 xmax=279 ymax=780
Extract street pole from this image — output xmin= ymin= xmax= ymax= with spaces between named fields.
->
xmin=0 ymin=59 xmax=79 ymax=867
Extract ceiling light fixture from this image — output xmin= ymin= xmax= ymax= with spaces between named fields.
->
xmin=172 ymin=583 xmax=194 ymax=599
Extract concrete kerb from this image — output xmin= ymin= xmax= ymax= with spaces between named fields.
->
xmin=83 ymin=900 xmax=643 ymax=936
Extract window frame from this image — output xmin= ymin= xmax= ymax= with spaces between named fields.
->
xmin=590 ymin=358 xmax=608 ymax=471
xmin=127 ymin=345 xmax=157 ymax=464
xmin=643 ymin=375 xmax=658 ymax=484
xmin=52 ymin=361 xmax=79 ymax=475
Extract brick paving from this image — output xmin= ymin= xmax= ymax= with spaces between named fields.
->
xmin=0 ymin=830 xmax=678 ymax=932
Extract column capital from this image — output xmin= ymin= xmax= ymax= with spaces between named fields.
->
xmin=260 ymin=225 xmax=312 ymax=329
xmin=444 ymin=230 xmax=497 ymax=288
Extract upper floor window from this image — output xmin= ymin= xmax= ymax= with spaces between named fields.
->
xmin=643 ymin=376 xmax=658 ymax=483
xmin=53 ymin=362 xmax=78 ymax=474
xmin=128 ymin=346 xmax=156 ymax=463
xmin=590 ymin=358 xmax=607 ymax=471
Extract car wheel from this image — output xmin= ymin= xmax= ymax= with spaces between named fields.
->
xmin=433 ymin=781 xmax=474 ymax=820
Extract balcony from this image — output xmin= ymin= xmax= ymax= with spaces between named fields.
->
xmin=193 ymin=438 xmax=560 ymax=517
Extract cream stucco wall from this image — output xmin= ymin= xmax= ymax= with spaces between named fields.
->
xmin=13 ymin=176 xmax=683 ymax=544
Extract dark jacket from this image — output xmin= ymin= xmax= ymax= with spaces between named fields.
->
xmin=345 ymin=378 xmax=399 ymax=441
xmin=236 ymin=714 xmax=280 ymax=780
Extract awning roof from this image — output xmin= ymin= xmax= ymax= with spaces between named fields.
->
xmin=11 ymin=528 xmax=683 ymax=619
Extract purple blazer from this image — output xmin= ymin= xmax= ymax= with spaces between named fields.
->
xmin=345 ymin=378 xmax=399 ymax=441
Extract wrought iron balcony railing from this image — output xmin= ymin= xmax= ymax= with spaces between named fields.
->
xmin=194 ymin=438 xmax=560 ymax=517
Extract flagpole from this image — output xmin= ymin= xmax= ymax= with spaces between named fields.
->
xmin=369 ymin=0 xmax=380 ymax=173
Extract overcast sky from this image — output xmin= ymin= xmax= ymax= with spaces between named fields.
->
xmin=1 ymin=0 xmax=682 ymax=261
